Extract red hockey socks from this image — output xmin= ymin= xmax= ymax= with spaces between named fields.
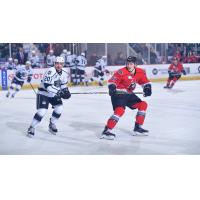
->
xmin=106 ymin=107 xmax=125 ymax=129
xmin=170 ymin=77 xmax=178 ymax=88
xmin=132 ymin=101 xmax=148 ymax=125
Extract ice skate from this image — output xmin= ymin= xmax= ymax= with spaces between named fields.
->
xmin=27 ymin=126 xmax=35 ymax=137
xmin=100 ymin=127 xmax=116 ymax=140
xmin=11 ymin=93 xmax=15 ymax=98
xmin=6 ymin=92 xmax=10 ymax=98
xmin=163 ymin=85 xmax=169 ymax=89
xmin=133 ymin=123 xmax=148 ymax=136
xmin=49 ymin=121 xmax=58 ymax=135
xmin=98 ymin=82 xmax=103 ymax=86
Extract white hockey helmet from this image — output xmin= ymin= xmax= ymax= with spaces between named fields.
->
xmin=8 ymin=57 xmax=13 ymax=62
xmin=55 ymin=56 xmax=65 ymax=63
xmin=81 ymin=52 xmax=85 ymax=57
xmin=14 ymin=59 xmax=18 ymax=63
xmin=63 ymin=49 xmax=67 ymax=54
xmin=67 ymin=51 xmax=71 ymax=55
xmin=26 ymin=61 xmax=31 ymax=65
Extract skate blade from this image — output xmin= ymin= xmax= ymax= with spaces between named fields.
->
xmin=48 ymin=129 xmax=57 ymax=135
xmin=27 ymin=133 xmax=34 ymax=138
xmin=100 ymin=135 xmax=115 ymax=140
xmin=132 ymin=132 xmax=148 ymax=136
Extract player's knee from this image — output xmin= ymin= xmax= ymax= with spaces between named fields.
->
xmin=114 ymin=107 xmax=125 ymax=117
xmin=139 ymin=101 xmax=148 ymax=110
xmin=54 ymin=105 xmax=63 ymax=115
xmin=34 ymin=108 xmax=47 ymax=121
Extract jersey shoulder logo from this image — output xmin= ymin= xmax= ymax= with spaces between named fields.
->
xmin=118 ymin=69 xmax=123 ymax=75
xmin=48 ymin=71 xmax=52 ymax=75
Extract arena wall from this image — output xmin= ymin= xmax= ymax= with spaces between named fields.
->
xmin=1 ymin=63 xmax=200 ymax=90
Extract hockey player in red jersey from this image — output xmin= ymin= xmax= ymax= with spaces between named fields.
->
xmin=164 ymin=57 xmax=186 ymax=89
xmin=101 ymin=56 xmax=152 ymax=140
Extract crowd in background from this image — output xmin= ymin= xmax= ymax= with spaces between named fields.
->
xmin=129 ymin=43 xmax=200 ymax=64
xmin=1 ymin=43 xmax=200 ymax=70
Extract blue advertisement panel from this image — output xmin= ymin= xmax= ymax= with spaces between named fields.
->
xmin=1 ymin=69 xmax=8 ymax=90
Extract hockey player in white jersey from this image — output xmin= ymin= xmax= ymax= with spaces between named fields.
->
xmin=5 ymin=58 xmax=15 ymax=70
xmin=90 ymin=56 xmax=107 ymax=86
xmin=29 ymin=50 xmax=40 ymax=68
xmin=65 ymin=51 xmax=76 ymax=67
xmin=75 ymin=52 xmax=87 ymax=85
xmin=46 ymin=49 xmax=56 ymax=67
xmin=27 ymin=56 xmax=71 ymax=137
xmin=60 ymin=49 xmax=68 ymax=67
xmin=13 ymin=59 xmax=19 ymax=70
xmin=6 ymin=61 xmax=33 ymax=98
xmin=67 ymin=52 xmax=77 ymax=85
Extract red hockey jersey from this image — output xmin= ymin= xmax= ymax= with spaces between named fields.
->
xmin=168 ymin=62 xmax=183 ymax=74
xmin=108 ymin=67 xmax=150 ymax=94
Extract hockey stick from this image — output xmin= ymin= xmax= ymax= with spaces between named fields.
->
xmin=29 ymin=83 xmax=37 ymax=95
xmin=71 ymin=92 xmax=143 ymax=95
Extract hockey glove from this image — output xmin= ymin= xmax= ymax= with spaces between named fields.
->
xmin=60 ymin=88 xmax=71 ymax=99
xmin=99 ymin=71 xmax=104 ymax=76
xmin=108 ymin=84 xmax=117 ymax=96
xmin=53 ymin=93 xmax=62 ymax=102
xmin=143 ymin=84 xmax=152 ymax=97
xmin=105 ymin=69 xmax=110 ymax=74
xmin=27 ymin=76 xmax=32 ymax=83
xmin=182 ymin=69 xmax=186 ymax=75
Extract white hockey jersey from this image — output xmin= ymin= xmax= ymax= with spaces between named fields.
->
xmin=5 ymin=62 xmax=15 ymax=70
xmin=38 ymin=67 xmax=69 ymax=98
xmin=66 ymin=54 xmax=76 ymax=68
xmin=76 ymin=55 xmax=87 ymax=70
xmin=46 ymin=54 xmax=56 ymax=67
xmin=29 ymin=55 xmax=40 ymax=67
xmin=60 ymin=53 xmax=67 ymax=63
xmin=95 ymin=59 xmax=106 ymax=71
xmin=14 ymin=65 xmax=33 ymax=82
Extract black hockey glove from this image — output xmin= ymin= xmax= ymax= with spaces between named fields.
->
xmin=108 ymin=84 xmax=117 ymax=96
xmin=60 ymin=88 xmax=71 ymax=99
xmin=27 ymin=76 xmax=32 ymax=83
xmin=99 ymin=71 xmax=104 ymax=76
xmin=143 ymin=84 xmax=152 ymax=97
xmin=182 ymin=69 xmax=186 ymax=75
xmin=53 ymin=93 xmax=62 ymax=102
xmin=168 ymin=71 xmax=173 ymax=76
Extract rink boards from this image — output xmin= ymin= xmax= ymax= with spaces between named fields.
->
xmin=1 ymin=63 xmax=200 ymax=90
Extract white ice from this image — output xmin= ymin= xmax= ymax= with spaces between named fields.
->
xmin=0 ymin=80 xmax=200 ymax=155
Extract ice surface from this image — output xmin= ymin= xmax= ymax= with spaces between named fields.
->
xmin=0 ymin=81 xmax=200 ymax=155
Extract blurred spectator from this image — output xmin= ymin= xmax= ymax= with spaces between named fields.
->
xmin=114 ymin=52 xmax=126 ymax=65
xmin=174 ymin=49 xmax=182 ymax=61
xmin=16 ymin=47 xmax=27 ymax=64
xmin=0 ymin=44 xmax=9 ymax=58
xmin=137 ymin=52 xmax=146 ymax=65
xmin=150 ymin=47 xmax=158 ymax=64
